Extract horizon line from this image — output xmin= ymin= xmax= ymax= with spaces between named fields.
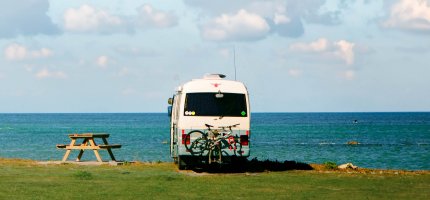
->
xmin=1 ymin=111 xmax=429 ymax=114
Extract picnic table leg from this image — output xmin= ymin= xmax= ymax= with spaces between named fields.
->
xmin=62 ymin=139 xmax=76 ymax=162
xmin=62 ymin=150 xmax=71 ymax=162
xmin=76 ymin=138 xmax=89 ymax=161
xmin=89 ymin=139 xmax=103 ymax=162
xmin=102 ymin=138 xmax=117 ymax=161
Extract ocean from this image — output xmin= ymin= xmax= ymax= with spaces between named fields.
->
xmin=0 ymin=113 xmax=429 ymax=170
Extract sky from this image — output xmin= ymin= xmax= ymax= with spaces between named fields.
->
xmin=0 ymin=0 xmax=429 ymax=113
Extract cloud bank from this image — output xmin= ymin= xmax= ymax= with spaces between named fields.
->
xmin=185 ymin=0 xmax=341 ymax=41
xmin=383 ymin=0 xmax=430 ymax=32
xmin=136 ymin=4 xmax=178 ymax=29
xmin=63 ymin=4 xmax=178 ymax=34
xmin=64 ymin=4 xmax=125 ymax=33
xmin=290 ymin=38 xmax=355 ymax=65
xmin=201 ymin=9 xmax=270 ymax=41
xmin=0 ymin=0 xmax=59 ymax=38
xmin=4 ymin=43 xmax=53 ymax=61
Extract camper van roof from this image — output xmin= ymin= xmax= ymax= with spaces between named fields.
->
xmin=179 ymin=74 xmax=247 ymax=93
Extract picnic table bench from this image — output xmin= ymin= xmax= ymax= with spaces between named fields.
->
xmin=57 ymin=133 xmax=121 ymax=162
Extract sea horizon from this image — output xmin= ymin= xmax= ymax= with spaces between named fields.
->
xmin=1 ymin=111 xmax=430 ymax=114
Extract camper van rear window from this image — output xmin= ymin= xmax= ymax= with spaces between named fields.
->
xmin=184 ymin=93 xmax=247 ymax=117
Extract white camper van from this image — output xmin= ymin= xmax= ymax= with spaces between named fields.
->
xmin=168 ymin=74 xmax=251 ymax=169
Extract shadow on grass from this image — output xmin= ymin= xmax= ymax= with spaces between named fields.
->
xmin=192 ymin=157 xmax=313 ymax=173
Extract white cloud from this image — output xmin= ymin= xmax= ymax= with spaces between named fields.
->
xmin=384 ymin=0 xmax=430 ymax=32
xmin=4 ymin=43 xmax=53 ymax=60
xmin=63 ymin=4 xmax=178 ymax=33
xmin=136 ymin=4 xmax=178 ymax=28
xmin=334 ymin=40 xmax=355 ymax=65
xmin=274 ymin=13 xmax=291 ymax=25
xmin=64 ymin=4 xmax=124 ymax=33
xmin=201 ymin=9 xmax=270 ymax=41
xmin=289 ymin=38 xmax=355 ymax=65
xmin=4 ymin=43 xmax=27 ymax=60
xmin=96 ymin=55 xmax=109 ymax=68
xmin=35 ymin=68 xmax=67 ymax=79
xmin=289 ymin=38 xmax=329 ymax=52
xmin=184 ymin=0 xmax=340 ymax=39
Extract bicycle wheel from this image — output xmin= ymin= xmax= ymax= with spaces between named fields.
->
xmin=185 ymin=130 xmax=207 ymax=155
xmin=230 ymin=136 xmax=243 ymax=156
xmin=222 ymin=135 xmax=242 ymax=156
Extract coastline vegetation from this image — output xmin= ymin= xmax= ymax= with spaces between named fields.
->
xmin=0 ymin=158 xmax=429 ymax=199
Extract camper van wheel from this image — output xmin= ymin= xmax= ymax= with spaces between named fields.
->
xmin=178 ymin=156 xmax=187 ymax=170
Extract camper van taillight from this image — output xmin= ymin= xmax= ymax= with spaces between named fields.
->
xmin=240 ymin=135 xmax=249 ymax=146
xmin=181 ymin=130 xmax=190 ymax=145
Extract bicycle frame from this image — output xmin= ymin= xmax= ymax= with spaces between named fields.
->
xmin=185 ymin=124 xmax=242 ymax=164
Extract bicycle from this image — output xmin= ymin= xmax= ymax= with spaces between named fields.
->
xmin=185 ymin=123 xmax=241 ymax=164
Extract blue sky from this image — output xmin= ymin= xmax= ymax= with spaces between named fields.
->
xmin=0 ymin=0 xmax=429 ymax=113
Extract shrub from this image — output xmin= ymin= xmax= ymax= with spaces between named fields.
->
xmin=323 ymin=161 xmax=337 ymax=170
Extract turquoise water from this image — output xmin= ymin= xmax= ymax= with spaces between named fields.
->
xmin=0 ymin=113 xmax=429 ymax=170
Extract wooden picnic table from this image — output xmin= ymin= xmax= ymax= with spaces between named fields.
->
xmin=56 ymin=133 xmax=121 ymax=162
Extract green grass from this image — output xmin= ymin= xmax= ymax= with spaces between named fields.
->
xmin=0 ymin=159 xmax=429 ymax=199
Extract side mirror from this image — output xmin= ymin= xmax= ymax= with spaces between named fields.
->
xmin=168 ymin=98 xmax=173 ymax=105
xmin=167 ymin=106 xmax=172 ymax=117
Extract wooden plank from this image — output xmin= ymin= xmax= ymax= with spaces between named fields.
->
xmin=76 ymin=138 xmax=89 ymax=161
xmin=102 ymin=137 xmax=109 ymax=145
xmin=61 ymin=139 xmax=76 ymax=161
xmin=65 ymin=146 xmax=101 ymax=150
xmin=76 ymin=149 xmax=84 ymax=161
xmin=68 ymin=133 xmax=110 ymax=138
xmin=99 ymin=144 xmax=122 ymax=149
xmin=107 ymin=148 xmax=116 ymax=161
xmin=101 ymin=137 xmax=117 ymax=161
xmin=62 ymin=150 xmax=71 ymax=162
xmin=89 ymin=138 xmax=103 ymax=162
xmin=69 ymin=135 xmax=94 ymax=139
xmin=92 ymin=134 xmax=110 ymax=138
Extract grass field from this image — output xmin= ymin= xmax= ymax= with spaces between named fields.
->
xmin=0 ymin=158 xmax=429 ymax=199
